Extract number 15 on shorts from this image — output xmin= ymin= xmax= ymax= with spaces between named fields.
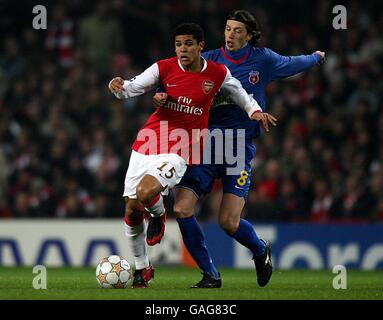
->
xmin=157 ymin=162 xmax=176 ymax=179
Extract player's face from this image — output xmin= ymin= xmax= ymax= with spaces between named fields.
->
xmin=225 ymin=20 xmax=252 ymax=51
xmin=175 ymin=35 xmax=204 ymax=69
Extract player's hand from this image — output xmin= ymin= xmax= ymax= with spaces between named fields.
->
xmin=313 ymin=51 xmax=326 ymax=65
xmin=251 ymin=112 xmax=277 ymax=132
xmin=109 ymin=77 xmax=125 ymax=93
xmin=153 ymin=92 xmax=168 ymax=107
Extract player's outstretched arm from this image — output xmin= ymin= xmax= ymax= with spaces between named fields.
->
xmin=108 ymin=63 xmax=160 ymax=100
xmin=267 ymin=48 xmax=326 ymax=80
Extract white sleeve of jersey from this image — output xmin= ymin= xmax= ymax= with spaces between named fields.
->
xmin=109 ymin=63 xmax=160 ymax=99
xmin=220 ymin=66 xmax=263 ymax=117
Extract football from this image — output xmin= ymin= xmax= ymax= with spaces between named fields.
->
xmin=95 ymin=255 xmax=132 ymax=288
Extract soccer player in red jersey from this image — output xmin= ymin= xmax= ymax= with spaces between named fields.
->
xmin=108 ymin=23 xmax=277 ymax=288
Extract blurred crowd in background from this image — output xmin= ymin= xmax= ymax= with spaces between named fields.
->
xmin=1 ymin=0 xmax=382 ymax=222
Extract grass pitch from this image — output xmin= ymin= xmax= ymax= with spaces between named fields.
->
xmin=0 ymin=266 xmax=382 ymax=300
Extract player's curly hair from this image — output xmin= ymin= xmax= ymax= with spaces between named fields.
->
xmin=227 ymin=10 xmax=261 ymax=46
xmin=173 ymin=23 xmax=205 ymax=43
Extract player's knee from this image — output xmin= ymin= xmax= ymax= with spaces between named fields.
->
xmin=173 ymin=204 xmax=193 ymax=218
xmin=218 ymin=215 xmax=239 ymax=234
xmin=136 ymin=185 xmax=155 ymax=205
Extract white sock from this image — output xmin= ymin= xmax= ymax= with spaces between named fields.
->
xmin=123 ymin=220 xmax=150 ymax=270
xmin=144 ymin=194 xmax=165 ymax=218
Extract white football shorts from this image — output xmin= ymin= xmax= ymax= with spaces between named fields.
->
xmin=123 ymin=150 xmax=187 ymax=199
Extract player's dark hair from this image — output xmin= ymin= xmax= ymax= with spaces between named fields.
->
xmin=227 ymin=10 xmax=261 ymax=46
xmin=173 ymin=23 xmax=205 ymax=43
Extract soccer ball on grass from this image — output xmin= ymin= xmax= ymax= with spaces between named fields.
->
xmin=96 ymin=255 xmax=132 ymax=288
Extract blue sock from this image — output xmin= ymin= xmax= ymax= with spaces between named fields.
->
xmin=177 ymin=216 xmax=220 ymax=280
xmin=228 ymin=219 xmax=265 ymax=256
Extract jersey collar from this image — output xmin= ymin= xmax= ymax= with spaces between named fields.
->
xmin=177 ymin=56 xmax=207 ymax=72
xmin=221 ymin=44 xmax=251 ymax=64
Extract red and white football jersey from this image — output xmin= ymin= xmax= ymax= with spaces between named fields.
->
xmin=111 ymin=57 xmax=261 ymax=162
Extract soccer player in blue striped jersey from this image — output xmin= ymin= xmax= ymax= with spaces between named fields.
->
xmin=153 ymin=10 xmax=325 ymax=288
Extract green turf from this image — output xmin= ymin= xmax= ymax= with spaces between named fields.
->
xmin=0 ymin=267 xmax=382 ymax=300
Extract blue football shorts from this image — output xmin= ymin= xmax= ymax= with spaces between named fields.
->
xmin=176 ymin=143 xmax=256 ymax=199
